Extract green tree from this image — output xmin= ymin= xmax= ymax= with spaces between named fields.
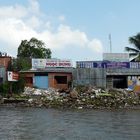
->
xmin=17 ymin=37 xmax=51 ymax=58
xmin=125 ymin=33 xmax=140 ymax=61
xmin=9 ymin=57 xmax=31 ymax=71
xmin=16 ymin=37 xmax=51 ymax=70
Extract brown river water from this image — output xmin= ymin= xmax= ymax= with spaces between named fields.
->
xmin=0 ymin=106 xmax=140 ymax=140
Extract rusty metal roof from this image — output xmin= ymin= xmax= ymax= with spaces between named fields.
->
xmin=20 ymin=67 xmax=74 ymax=73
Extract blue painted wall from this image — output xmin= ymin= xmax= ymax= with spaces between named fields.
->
xmin=34 ymin=76 xmax=48 ymax=89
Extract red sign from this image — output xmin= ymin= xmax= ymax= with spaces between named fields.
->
xmin=45 ymin=60 xmax=72 ymax=68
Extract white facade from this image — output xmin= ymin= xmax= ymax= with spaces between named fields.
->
xmin=103 ymin=53 xmax=129 ymax=62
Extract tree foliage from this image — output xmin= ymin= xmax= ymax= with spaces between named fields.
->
xmin=125 ymin=33 xmax=140 ymax=61
xmin=17 ymin=37 xmax=51 ymax=58
xmin=9 ymin=57 xmax=31 ymax=71
xmin=14 ymin=37 xmax=52 ymax=70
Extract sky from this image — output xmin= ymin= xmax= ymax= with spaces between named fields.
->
xmin=0 ymin=0 xmax=140 ymax=62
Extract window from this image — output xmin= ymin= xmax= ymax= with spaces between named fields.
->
xmin=55 ymin=76 xmax=67 ymax=84
xmin=25 ymin=77 xmax=33 ymax=84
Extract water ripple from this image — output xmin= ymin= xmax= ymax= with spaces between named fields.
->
xmin=0 ymin=107 xmax=140 ymax=140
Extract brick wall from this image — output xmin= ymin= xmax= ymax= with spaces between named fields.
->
xmin=48 ymin=73 xmax=72 ymax=90
xmin=21 ymin=73 xmax=34 ymax=87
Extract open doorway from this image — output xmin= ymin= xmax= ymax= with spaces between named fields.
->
xmin=113 ymin=76 xmax=127 ymax=88
xmin=55 ymin=76 xmax=67 ymax=84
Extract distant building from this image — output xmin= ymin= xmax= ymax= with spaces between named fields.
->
xmin=75 ymin=54 xmax=140 ymax=92
xmin=0 ymin=56 xmax=11 ymax=84
xmin=0 ymin=56 xmax=11 ymax=71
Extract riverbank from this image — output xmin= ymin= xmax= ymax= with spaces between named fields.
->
xmin=0 ymin=86 xmax=140 ymax=109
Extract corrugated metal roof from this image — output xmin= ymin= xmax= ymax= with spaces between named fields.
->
xmin=20 ymin=67 xmax=74 ymax=73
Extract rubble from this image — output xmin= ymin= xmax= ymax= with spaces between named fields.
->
xmin=1 ymin=86 xmax=140 ymax=109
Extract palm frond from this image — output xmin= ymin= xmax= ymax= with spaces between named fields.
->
xmin=129 ymin=33 xmax=140 ymax=50
xmin=129 ymin=53 xmax=138 ymax=57
xmin=125 ymin=46 xmax=139 ymax=53
xmin=135 ymin=54 xmax=140 ymax=61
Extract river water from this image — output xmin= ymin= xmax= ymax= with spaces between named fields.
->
xmin=0 ymin=107 xmax=140 ymax=140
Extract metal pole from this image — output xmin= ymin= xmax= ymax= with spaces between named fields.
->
xmin=109 ymin=34 xmax=112 ymax=53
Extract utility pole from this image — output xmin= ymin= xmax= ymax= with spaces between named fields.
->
xmin=109 ymin=34 xmax=112 ymax=53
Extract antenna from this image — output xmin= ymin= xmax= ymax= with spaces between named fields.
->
xmin=109 ymin=34 xmax=112 ymax=53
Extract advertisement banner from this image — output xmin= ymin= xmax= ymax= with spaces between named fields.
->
xmin=93 ymin=61 xmax=106 ymax=68
xmin=76 ymin=61 xmax=94 ymax=68
xmin=46 ymin=59 xmax=72 ymax=67
xmin=32 ymin=59 xmax=46 ymax=69
xmin=76 ymin=61 xmax=130 ymax=68
xmin=130 ymin=62 xmax=140 ymax=69
xmin=7 ymin=71 xmax=19 ymax=81
xmin=32 ymin=59 xmax=72 ymax=69
xmin=106 ymin=62 xmax=129 ymax=68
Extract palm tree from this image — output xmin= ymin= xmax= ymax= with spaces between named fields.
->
xmin=125 ymin=33 xmax=140 ymax=61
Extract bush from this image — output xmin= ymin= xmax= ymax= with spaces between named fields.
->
xmin=12 ymin=76 xmax=25 ymax=94
xmin=0 ymin=76 xmax=25 ymax=96
xmin=0 ymin=82 xmax=10 ymax=96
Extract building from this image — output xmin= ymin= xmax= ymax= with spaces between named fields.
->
xmin=21 ymin=59 xmax=73 ymax=90
xmin=0 ymin=56 xmax=11 ymax=71
xmin=74 ymin=53 xmax=140 ymax=92
xmin=20 ymin=54 xmax=140 ymax=92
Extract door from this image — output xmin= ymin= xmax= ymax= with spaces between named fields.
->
xmin=34 ymin=76 xmax=48 ymax=89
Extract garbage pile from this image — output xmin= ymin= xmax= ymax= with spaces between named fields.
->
xmin=19 ymin=86 xmax=140 ymax=109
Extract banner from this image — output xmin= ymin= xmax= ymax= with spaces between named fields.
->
xmin=32 ymin=59 xmax=72 ymax=69
xmin=76 ymin=61 xmax=129 ymax=68
xmin=106 ymin=62 xmax=129 ymax=68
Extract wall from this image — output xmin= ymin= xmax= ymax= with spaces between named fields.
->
xmin=73 ymin=68 xmax=106 ymax=88
xmin=48 ymin=73 xmax=72 ymax=90
xmin=21 ymin=73 xmax=34 ymax=87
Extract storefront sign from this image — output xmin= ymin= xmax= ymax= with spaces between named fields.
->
xmin=32 ymin=59 xmax=46 ymax=69
xmin=7 ymin=71 xmax=19 ymax=81
xmin=106 ymin=62 xmax=129 ymax=68
xmin=76 ymin=61 xmax=129 ymax=68
xmin=32 ymin=59 xmax=72 ymax=69
xmin=76 ymin=61 xmax=94 ymax=68
xmin=46 ymin=59 xmax=72 ymax=67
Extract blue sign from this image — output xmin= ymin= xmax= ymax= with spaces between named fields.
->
xmin=106 ymin=62 xmax=129 ymax=68
xmin=76 ymin=61 xmax=140 ymax=69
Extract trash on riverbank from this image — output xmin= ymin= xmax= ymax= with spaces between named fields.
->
xmin=1 ymin=86 xmax=140 ymax=109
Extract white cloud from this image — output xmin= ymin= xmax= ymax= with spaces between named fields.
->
xmin=0 ymin=0 xmax=103 ymax=59
xmin=45 ymin=21 xmax=52 ymax=30
xmin=88 ymin=39 xmax=103 ymax=53
xmin=58 ymin=15 xmax=65 ymax=22
xmin=0 ymin=4 xmax=27 ymax=18
xmin=26 ymin=16 xmax=42 ymax=29
xmin=28 ymin=0 xmax=40 ymax=15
